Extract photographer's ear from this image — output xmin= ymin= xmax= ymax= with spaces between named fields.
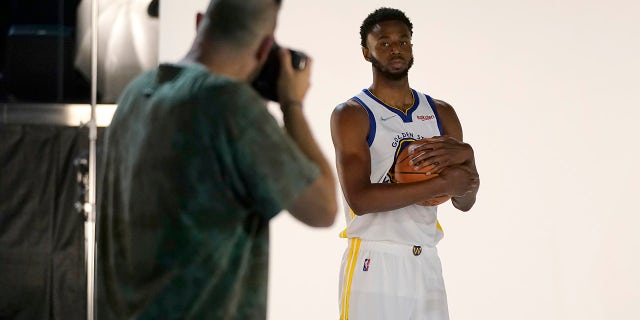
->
xmin=256 ymin=35 xmax=275 ymax=64
xmin=196 ymin=12 xmax=204 ymax=30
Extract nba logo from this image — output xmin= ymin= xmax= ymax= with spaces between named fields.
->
xmin=363 ymin=258 xmax=370 ymax=272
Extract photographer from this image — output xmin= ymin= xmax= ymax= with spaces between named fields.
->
xmin=96 ymin=0 xmax=337 ymax=319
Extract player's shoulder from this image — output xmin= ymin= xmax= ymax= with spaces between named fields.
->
xmin=333 ymin=88 xmax=370 ymax=112
xmin=331 ymin=98 xmax=370 ymax=127
xmin=332 ymin=98 xmax=368 ymax=118
xmin=334 ymin=98 xmax=363 ymax=111
xmin=428 ymin=97 xmax=456 ymax=117
xmin=428 ymin=97 xmax=464 ymax=137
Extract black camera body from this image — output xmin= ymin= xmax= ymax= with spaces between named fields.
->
xmin=251 ymin=43 xmax=307 ymax=102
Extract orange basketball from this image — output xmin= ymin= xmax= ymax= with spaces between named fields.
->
xmin=394 ymin=143 xmax=451 ymax=206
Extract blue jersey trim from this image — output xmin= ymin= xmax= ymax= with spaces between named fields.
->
xmin=363 ymin=89 xmax=418 ymax=123
xmin=425 ymin=94 xmax=444 ymax=135
xmin=352 ymin=97 xmax=377 ymax=146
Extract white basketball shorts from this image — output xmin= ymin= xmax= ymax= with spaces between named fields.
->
xmin=338 ymin=238 xmax=449 ymax=320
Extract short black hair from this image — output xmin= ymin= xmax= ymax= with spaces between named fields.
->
xmin=360 ymin=7 xmax=413 ymax=48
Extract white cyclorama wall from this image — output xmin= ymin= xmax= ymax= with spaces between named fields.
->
xmin=159 ymin=1 xmax=640 ymax=319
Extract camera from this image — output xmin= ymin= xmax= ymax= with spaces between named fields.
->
xmin=251 ymin=42 xmax=307 ymax=102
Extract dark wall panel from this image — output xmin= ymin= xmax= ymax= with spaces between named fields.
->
xmin=0 ymin=125 xmax=89 ymax=320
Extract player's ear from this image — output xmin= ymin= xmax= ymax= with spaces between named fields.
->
xmin=362 ymin=46 xmax=371 ymax=62
xmin=256 ymin=35 xmax=275 ymax=64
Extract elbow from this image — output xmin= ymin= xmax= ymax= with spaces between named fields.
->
xmin=325 ymin=201 xmax=339 ymax=226
xmin=290 ymin=174 xmax=338 ymax=227
xmin=315 ymin=180 xmax=339 ymax=227
xmin=343 ymin=190 xmax=381 ymax=216
xmin=316 ymin=199 xmax=338 ymax=227
xmin=345 ymin=199 xmax=372 ymax=217
xmin=452 ymin=197 xmax=476 ymax=212
xmin=350 ymin=205 xmax=368 ymax=216
xmin=290 ymin=201 xmax=337 ymax=228
xmin=316 ymin=212 xmax=337 ymax=227
xmin=306 ymin=189 xmax=339 ymax=228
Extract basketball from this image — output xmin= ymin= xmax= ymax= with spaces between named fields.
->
xmin=394 ymin=142 xmax=451 ymax=206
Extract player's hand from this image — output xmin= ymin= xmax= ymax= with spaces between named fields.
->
xmin=277 ymin=48 xmax=312 ymax=109
xmin=407 ymin=136 xmax=474 ymax=174
xmin=438 ymin=165 xmax=479 ymax=197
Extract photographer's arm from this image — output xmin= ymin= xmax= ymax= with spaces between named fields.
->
xmin=277 ymin=49 xmax=337 ymax=227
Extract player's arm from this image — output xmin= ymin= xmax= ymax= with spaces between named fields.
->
xmin=330 ymin=100 xmax=453 ymax=215
xmin=430 ymin=99 xmax=479 ymax=212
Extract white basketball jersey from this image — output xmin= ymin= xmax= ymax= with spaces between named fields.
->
xmin=340 ymin=88 xmax=445 ymax=247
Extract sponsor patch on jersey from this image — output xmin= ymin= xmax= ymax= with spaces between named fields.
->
xmin=363 ymin=258 xmax=371 ymax=271
xmin=417 ymin=115 xmax=435 ymax=121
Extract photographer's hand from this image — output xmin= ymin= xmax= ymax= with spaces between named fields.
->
xmin=277 ymin=48 xmax=311 ymax=111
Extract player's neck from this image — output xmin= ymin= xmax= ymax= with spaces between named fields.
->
xmin=370 ymin=74 xmax=410 ymax=94
xmin=368 ymin=81 xmax=413 ymax=113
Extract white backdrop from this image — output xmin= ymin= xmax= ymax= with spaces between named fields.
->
xmin=159 ymin=1 xmax=640 ymax=319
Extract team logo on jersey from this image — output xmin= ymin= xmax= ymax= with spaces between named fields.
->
xmin=413 ymin=245 xmax=422 ymax=256
xmin=387 ymin=139 xmax=417 ymax=183
xmin=363 ymin=258 xmax=371 ymax=271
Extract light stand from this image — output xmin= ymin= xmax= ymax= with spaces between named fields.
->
xmin=85 ymin=0 xmax=99 ymax=319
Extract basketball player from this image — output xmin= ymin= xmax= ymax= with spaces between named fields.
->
xmin=96 ymin=0 xmax=337 ymax=318
xmin=330 ymin=7 xmax=480 ymax=320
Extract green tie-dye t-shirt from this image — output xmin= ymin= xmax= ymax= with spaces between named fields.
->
xmin=97 ymin=64 xmax=319 ymax=319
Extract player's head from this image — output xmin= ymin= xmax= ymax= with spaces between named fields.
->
xmin=360 ymin=8 xmax=414 ymax=80
xmin=199 ymin=0 xmax=281 ymax=50
xmin=360 ymin=7 xmax=413 ymax=49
